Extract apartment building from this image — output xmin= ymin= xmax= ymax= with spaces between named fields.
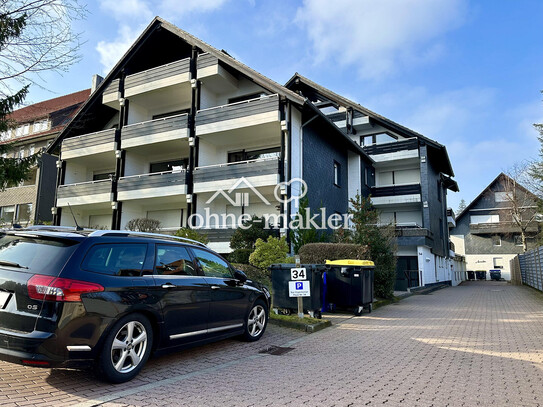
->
xmin=47 ymin=18 xmax=460 ymax=289
xmin=47 ymin=18 xmax=371 ymax=253
xmin=0 ymin=89 xmax=90 ymax=226
xmin=285 ymin=75 xmax=460 ymax=290
xmin=451 ymin=173 xmax=540 ymax=280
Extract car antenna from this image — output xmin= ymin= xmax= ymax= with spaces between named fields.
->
xmin=67 ymin=203 xmax=83 ymax=231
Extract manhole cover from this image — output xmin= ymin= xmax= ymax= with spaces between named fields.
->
xmin=259 ymin=346 xmax=294 ymax=356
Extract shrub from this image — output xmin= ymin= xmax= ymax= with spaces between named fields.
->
xmin=232 ymin=263 xmax=271 ymax=287
xmin=229 ymin=216 xmax=278 ymax=250
xmin=249 ymin=236 xmax=289 ymax=269
xmin=290 ymin=196 xmax=327 ymax=253
xmin=174 ymin=227 xmax=209 ymax=245
xmin=125 ymin=218 xmax=161 ymax=233
xmin=227 ymin=248 xmax=252 ymax=264
xmin=298 ymin=243 xmax=369 ymax=264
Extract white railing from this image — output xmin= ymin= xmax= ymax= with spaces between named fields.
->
xmin=197 ymin=93 xmax=278 ymax=113
xmin=194 ymin=157 xmax=278 ymax=171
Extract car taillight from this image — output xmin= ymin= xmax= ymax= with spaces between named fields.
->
xmin=28 ymin=274 xmax=104 ymax=302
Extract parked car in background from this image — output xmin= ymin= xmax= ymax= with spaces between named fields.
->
xmin=0 ymin=227 xmax=270 ymax=383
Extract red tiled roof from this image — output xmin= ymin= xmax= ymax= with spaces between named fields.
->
xmin=9 ymin=89 xmax=91 ymax=123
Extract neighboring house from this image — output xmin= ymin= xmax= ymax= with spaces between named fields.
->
xmin=285 ymin=75 xmax=460 ymax=290
xmin=0 ymin=89 xmax=90 ymax=226
xmin=451 ymin=173 xmax=540 ymax=280
xmin=47 ymin=17 xmax=460 ymax=290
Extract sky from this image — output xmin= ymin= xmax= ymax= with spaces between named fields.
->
xmin=22 ymin=0 xmax=543 ymax=212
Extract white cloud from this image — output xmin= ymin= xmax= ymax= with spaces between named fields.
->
xmin=96 ymin=25 xmax=142 ymax=75
xmin=295 ymin=0 xmax=468 ymax=80
xmin=99 ymin=0 xmax=153 ymax=21
xmin=158 ymin=0 xmax=228 ymax=18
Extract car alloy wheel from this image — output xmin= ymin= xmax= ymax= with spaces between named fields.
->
xmin=111 ymin=321 xmax=148 ymax=374
xmin=243 ymin=299 xmax=268 ymax=341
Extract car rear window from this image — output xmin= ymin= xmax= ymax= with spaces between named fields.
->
xmin=0 ymin=234 xmax=80 ymax=276
xmin=82 ymin=243 xmax=147 ymax=276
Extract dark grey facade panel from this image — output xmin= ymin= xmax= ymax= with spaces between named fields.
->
xmin=193 ymin=159 xmax=279 ymax=183
xmin=34 ymin=154 xmax=58 ymax=223
xmin=125 ymin=59 xmax=190 ymax=89
xmin=371 ymin=184 xmax=421 ymax=197
xmin=57 ymin=180 xmax=112 ymax=198
xmin=397 ymin=236 xmax=433 ymax=247
xmin=195 ymin=95 xmax=279 ymax=126
xmin=118 ymin=171 xmax=187 ymax=192
xmin=62 ymin=129 xmax=116 ymax=150
xmin=464 ymin=234 xmax=536 ymax=255
xmin=103 ymin=79 xmax=120 ymax=96
xmin=363 ymin=138 xmax=419 ymax=155
xmin=197 ymin=53 xmax=218 ymax=70
xmin=302 ymin=120 xmax=349 ymax=220
xmin=122 ymin=115 xmax=188 ymax=140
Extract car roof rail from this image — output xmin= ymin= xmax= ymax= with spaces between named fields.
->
xmin=24 ymin=225 xmax=92 ymax=233
xmin=87 ymin=230 xmax=208 ymax=247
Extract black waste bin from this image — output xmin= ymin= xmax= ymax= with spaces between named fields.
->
xmin=490 ymin=269 xmax=501 ymax=281
xmin=270 ymin=264 xmax=324 ymax=318
xmin=467 ymin=271 xmax=475 ymax=281
xmin=475 ymin=270 xmax=487 ymax=280
xmin=324 ymin=259 xmax=375 ymax=316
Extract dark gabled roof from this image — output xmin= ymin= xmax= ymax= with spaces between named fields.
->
xmin=455 ymin=172 xmax=539 ymax=222
xmin=285 ymin=73 xmax=455 ymax=176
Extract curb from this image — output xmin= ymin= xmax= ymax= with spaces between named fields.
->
xmin=269 ymin=315 xmax=332 ymax=333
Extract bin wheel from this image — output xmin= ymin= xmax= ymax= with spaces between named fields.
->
xmin=314 ymin=311 xmax=322 ymax=319
xmin=368 ymin=303 xmax=373 ymax=313
xmin=354 ymin=306 xmax=363 ymax=316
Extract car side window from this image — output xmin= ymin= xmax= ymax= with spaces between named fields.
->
xmin=192 ymin=248 xmax=233 ymax=279
xmin=155 ymin=245 xmax=196 ymax=276
xmin=82 ymin=243 xmax=147 ymax=276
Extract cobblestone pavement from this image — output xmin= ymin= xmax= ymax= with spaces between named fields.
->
xmin=1 ymin=281 xmax=543 ymax=406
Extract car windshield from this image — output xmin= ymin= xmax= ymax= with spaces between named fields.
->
xmin=0 ymin=234 xmax=80 ymax=275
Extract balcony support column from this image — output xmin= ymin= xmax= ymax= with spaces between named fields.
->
xmin=187 ymin=46 xmax=200 ymax=226
xmin=53 ymin=160 xmax=66 ymax=226
xmin=112 ymin=72 xmax=128 ymax=230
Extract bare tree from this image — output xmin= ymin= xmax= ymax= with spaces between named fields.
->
xmin=500 ymin=165 xmax=541 ymax=252
xmin=0 ymin=0 xmax=87 ymax=96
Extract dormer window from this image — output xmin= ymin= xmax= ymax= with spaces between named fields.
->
xmin=33 ymin=119 xmax=49 ymax=133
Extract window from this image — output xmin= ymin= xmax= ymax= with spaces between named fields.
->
xmin=149 ymin=159 xmax=188 ymax=173
xmin=364 ymin=167 xmax=369 ymax=187
xmin=227 ymin=147 xmax=280 ymax=163
xmin=15 ymin=124 xmax=30 ymax=138
xmin=470 ymin=214 xmax=500 ymax=224
xmin=0 ymin=206 xmax=15 ymax=223
xmin=15 ymin=203 xmax=32 ymax=223
xmin=33 ymin=119 xmax=49 ymax=133
xmin=492 ymin=235 xmax=501 ymax=246
xmin=93 ymin=172 xmax=113 ymax=181
xmin=155 ymin=245 xmax=195 ymax=275
xmin=228 ymin=92 xmax=267 ymax=104
xmin=437 ymin=180 xmax=442 ymax=202
xmin=82 ymin=243 xmax=147 ymax=276
xmin=152 ymin=109 xmax=190 ymax=120
xmin=29 ymin=145 xmax=35 ymax=156
xmin=495 ymin=192 xmax=511 ymax=202
xmin=493 ymin=257 xmax=504 ymax=269
xmin=192 ymin=248 xmax=232 ymax=278
xmin=334 ymin=161 xmax=341 ymax=186
xmin=514 ymin=235 xmax=523 ymax=246
xmin=18 ymin=148 xmax=25 ymax=159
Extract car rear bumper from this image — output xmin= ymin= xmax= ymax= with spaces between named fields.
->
xmin=0 ymin=329 xmax=93 ymax=368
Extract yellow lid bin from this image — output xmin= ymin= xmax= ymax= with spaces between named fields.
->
xmin=325 ymin=259 xmax=374 ymax=267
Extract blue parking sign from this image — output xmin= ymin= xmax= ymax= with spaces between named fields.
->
xmin=295 ymin=282 xmax=303 ymax=290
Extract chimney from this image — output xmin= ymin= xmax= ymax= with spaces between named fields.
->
xmin=91 ymin=74 xmax=104 ymax=93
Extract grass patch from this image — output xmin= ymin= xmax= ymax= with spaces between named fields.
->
xmin=269 ymin=313 xmax=325 ymax=325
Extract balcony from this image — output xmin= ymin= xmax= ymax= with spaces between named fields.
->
xmin=57 ymin=179 xmax=112 ymax=207
xmin=370 ymin=184 xmax=422 ymax=206
xmin=61 ymin=129 xmax=116 ymax=160
xmin=121 ymin=114 xmax=189 ymax=149
xmin=195 ymin=94 xmax=280 ymax=136
xmin=394 ymin=224 xmax=432 ymax=238
xmin=469 ymin=222 xmax=540 ymax=235
xmin=117 ymin=170 xmax=187 ymax=201
xmin=363 ymin=138 xmax=419 ymax=162
xmin=102 ymin=59 xmax=191 ymax=108
xmin=197 ymin=53 xmax=237 ymax=92
xmin=193 ymin=158 xmax=280 ymax=193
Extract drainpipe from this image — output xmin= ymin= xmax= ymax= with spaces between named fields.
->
xmin=187 ymin=46 xmax=199 ymax=227
xmin=112 ymin=71 xmax=127 ymax=230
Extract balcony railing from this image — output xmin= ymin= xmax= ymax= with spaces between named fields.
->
xmin=195 ymin=94 xmax=279 ymax=130
xmin=470 ymin=222 xmax=540 ymax=235
xmin=124 ymin=59 xmax=190 ymax=93
xmin=118 ymin=170 xmax=187 ymax=192
xmin=61 ymin=129 xmax=116 ymax=159
xmin=363 ymin=138 xmax=419 ymax=156
xmin=197 ymin=53 xmax=218 ymax=72
xmin=121 ymin=114 xmax=189 ymax=147
xmin=57 ymin=179 xmax=112 ymax=200
xmin=194 ymin=158 xmax=279 ymax=183
xmin=103 ymin=79 xmax=120 ymax=99
xmin=371 ymin=183 xmax=421 ymax=197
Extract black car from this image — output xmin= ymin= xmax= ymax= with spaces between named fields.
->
xmin=0 ymin=227 xmax=270 ymax=383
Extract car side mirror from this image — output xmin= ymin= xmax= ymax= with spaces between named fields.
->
xmin=234 ymin=269 xmax=248 ymax=282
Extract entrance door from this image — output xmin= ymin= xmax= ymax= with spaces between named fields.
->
xmin=395 ymin=256 xmax=419 ymax=291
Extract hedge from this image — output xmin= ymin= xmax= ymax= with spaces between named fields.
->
xmin=298 ymin=243 xmax=369 ymax=264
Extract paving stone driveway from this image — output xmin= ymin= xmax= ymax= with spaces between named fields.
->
xmin=1 ymin=281 xmax=543 ymax=406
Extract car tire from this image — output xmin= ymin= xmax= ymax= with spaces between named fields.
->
xmin=242 ymin=299 xmax=268 ymax=342
xmin=96 ymin=313 xmax=153 ymax=383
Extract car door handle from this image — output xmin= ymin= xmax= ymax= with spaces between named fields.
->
xmin=161 ymin=283 xmax=177 ymax=289
xmin=211 ymin=285 xmax=221 ymax=290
